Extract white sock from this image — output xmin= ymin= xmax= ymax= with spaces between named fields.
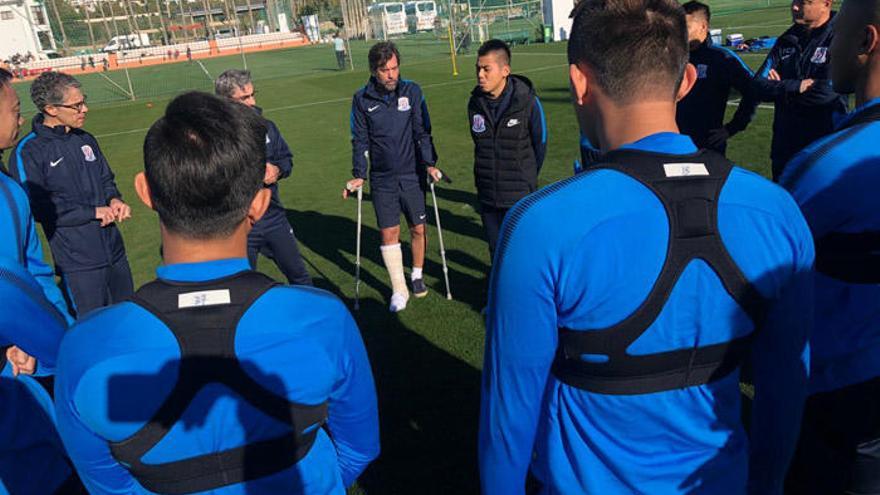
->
xmin=411 ymin=267 xmax=423 ymax=281
xmin=380 ymin=243 xmax=409 ymax=297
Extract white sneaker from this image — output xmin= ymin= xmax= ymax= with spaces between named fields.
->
xmin=389 ymin=292 xmax=409 ymax=312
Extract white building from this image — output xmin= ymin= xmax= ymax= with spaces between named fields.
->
xmin=542 ymin=0 xmax=573 ymax=42
xmin=0 ymin=0 xmax=57 ymax=61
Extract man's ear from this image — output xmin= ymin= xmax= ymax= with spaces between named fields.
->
xmin=134 ymin=172 xmax=154 ymax=210
xmin=569 ymin=63 xmax=591 ymax=106
xmin=247 ymin=188 xmax=271 ymax=226
xmin=676 ymin=63 xmax=699 ymax=102
xmin=42 ymin=105 xmax=59 ymax=119
xmin=865 ymin=24 xmax=880 ymax=56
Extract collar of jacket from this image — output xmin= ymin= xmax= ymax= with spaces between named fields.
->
xmin=471 ymin=74 xmax=535 ymax=114
xmin=364 ymin=76 xmax=402 ymax=101
xmin=31 ymin=113 xmax=79 ymax=141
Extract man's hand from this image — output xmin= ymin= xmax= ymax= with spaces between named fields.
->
xmin=109 ymin=198 xmax=131 ymax=223
xmin=264 ymin=163 xmax=281 ymax=185
xmin=706 ymin=128 xmax=731 ymax=149
xmin=767 ymin=69 xmax=781 ymax=81
xmin=799 ymin=79 xmax=815 ymax=93
xmin=343 ymin=178 xmax=364 ymax=199
xmin=6 ymin=346 xmax=35 ymax=376
xmin=95 ymin=206 xmax=115 ymax=227
xmin=427 ymin=166 xmax=443 ymax=183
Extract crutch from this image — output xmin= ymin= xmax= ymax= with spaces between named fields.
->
xmin=429 ymin=169 xmax=453 ymax=300
xmin=346 ymin=182 xmax=364 ymax=310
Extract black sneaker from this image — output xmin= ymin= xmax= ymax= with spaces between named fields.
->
xmin=412 ymin=278 xmax=428 ymax=298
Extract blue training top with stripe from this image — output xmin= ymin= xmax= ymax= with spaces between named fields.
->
xmin=0 ymin=258 xmax=71 ymax=494
xmin=54 ymin=258 xmax=380 ymax=494
xmin=479 ymin=133 xmax=814 ymax=495
xmin=0 ymin=170 xmax=71 ymax=329
xmin=780 ymin=97 xmax=880 ymax=394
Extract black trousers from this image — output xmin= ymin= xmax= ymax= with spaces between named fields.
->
xmin=248 ymin=220 xmax=312 ymax=286
xmin=786 ymin=376 xmax=880 ymax=495
xmin=335 ymin=50 xmax=346 ymax=69
xmin=61 ymin=256 xmax=134 ymax=319
xmin=480 ymin=205 xmax=510 ymax=258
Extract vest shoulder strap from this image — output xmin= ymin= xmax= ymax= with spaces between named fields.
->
xmin=553 ymin=149 xmax=767 ymax=395
xmin=109 ymin=270 xmax=329 ymax=494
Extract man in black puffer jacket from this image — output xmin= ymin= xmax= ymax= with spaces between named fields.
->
xmin=468 ymin=39 xmax=546 ymax=259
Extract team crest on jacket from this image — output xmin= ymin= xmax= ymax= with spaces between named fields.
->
xmin=81 ymin=145 xmax=96 ymax=162
xmin=472 ymin=114 xmax=486 ymax=133
xmin=697 ymin=64 xmax=708 ymax=79
xmin=811 ymin=47 xmax=828 ymax=64
xmin=397 ymin=96 xmax=410 ymax=112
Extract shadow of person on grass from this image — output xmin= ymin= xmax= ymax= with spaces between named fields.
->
xmin=353 ymin=297 xmax=482 ymax=495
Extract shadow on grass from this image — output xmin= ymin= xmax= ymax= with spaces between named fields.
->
xmin=285 ymin=208 xmax=482 ymax=493
xmin=287 ymin=208 xmax=490 ymax=310
xmin=354 ymin=297 xmax=481 ymax=495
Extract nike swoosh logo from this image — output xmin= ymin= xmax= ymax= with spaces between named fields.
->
xmin=507 ymin=119 xmax=519 ymax=127
xmin=368 ymin=105 xmax=381 ymax=112
xmin=49 ymin=158 xmax=64 ymax=167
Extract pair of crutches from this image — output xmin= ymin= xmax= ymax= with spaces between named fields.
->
xmin=346 ymin=165 xmax=453 ymax=310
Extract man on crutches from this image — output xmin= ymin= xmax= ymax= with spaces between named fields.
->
xmin=343 ymin=41 xmax=440 ymax=313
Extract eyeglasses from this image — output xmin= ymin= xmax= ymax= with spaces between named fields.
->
xmin=235 ymin=90 xmax=256 ymax=102
xmin=54 ymin=97 xmax=87 ymax=112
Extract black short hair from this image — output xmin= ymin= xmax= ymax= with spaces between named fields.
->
xmin=567 ymin=0 xmax=688 ymax=104
xmin=143 ymin=92 xmax=267 ymax=239
xmin=368 ymin=41 xmax=401 ymax=73
xmin=682 ymin=1 xmax=710 ymax=21
xmin=477 ymin=39 xmax=511 ymax=66
xmin=0 ymin=68 xmax=11 ymax=88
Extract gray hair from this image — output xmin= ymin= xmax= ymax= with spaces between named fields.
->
xmin=214 ymin=69 xmax=252 ymax=98
xmin=31 ymin=71 xmax=81 ymax=112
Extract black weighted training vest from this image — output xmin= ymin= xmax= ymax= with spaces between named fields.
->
xmin=552 ymin=149 xmax=767 ymax=395
xmin=109 ymin=270 xmax=329 ymax=494
xmin=807 ymin=104 xmax=880 ymax=284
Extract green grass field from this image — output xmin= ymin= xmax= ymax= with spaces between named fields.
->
xmin=8 ymin=4 xmax=794 ymax=493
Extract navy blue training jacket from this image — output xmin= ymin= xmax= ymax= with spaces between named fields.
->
xmin=350 ymin=78 xmax=436 ymax=191
xmin=9 ymin=114 xmax=127 ymax=273
xmin=254 ymin=109 xmax=294 ymax=231
xmin=677 ymin=38 xmax=758 ymax=154
xmin=753 ymin=13 xmax=848 ymax=170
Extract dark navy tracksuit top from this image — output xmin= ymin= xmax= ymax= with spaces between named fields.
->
xmin=753 ymin=13 xmax=848 ymax=177
xmin=9 ymin=114 xmax=127 ymax=274
xmin=677 ymin=38 xmax=758 ymax=155
xmin=254 ymin=109 xmax=294 ymax=232
xmin=350 ymin=78 xmax=436 ymax=192
xmin=55 ymin=258 xmax=380 ymax=494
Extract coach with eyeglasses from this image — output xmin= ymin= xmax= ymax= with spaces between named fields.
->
xmin=9 ymin=72 xmax=134 ymax=318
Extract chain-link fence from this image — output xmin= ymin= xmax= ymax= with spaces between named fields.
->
xmin=4 ymin=0 xmax=799 ymax=113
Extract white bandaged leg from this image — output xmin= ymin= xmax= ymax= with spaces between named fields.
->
xmin=381 ymin=243 xmax=409 ymax=311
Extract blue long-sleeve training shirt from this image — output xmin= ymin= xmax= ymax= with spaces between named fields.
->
xmin=677 ymin=38 xmax=759 ymax=154
xmin=55 ymin=258 xmax=380 ymax=494
xmin=0 ymin=258 xmax=71 ymax=494
xmin=0 ymin=170 xmax=71 ymax=327
xmin=480 ymin=132 xmax=814 ymax=495
xmin=9 ymin=114 xmax=127 ymax=273
xmin=350 ymin=77 xmax=436 ymax=191
xmin=753 ymin=13 xmax=848 ymax=168
xmin=780 ymin=98 xmax=880 ymax=395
